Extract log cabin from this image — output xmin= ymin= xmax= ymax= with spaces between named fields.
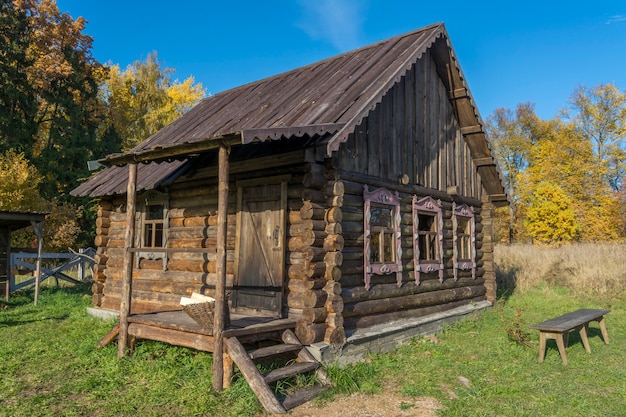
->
xmin=72 ymin=22 xmax=509 ymax=395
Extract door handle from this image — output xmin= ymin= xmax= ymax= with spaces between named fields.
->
xmin=273 ymin=226 xmax=280 ymax=248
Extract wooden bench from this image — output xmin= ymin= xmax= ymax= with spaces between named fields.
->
xmin=530 ymin=309 xmax=610 ymax=365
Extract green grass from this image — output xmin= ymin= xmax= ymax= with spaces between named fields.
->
xmin=367 ymin=286 xmax=626 ymax=416
xmin=2 ymin=243 xmax=625 ymax=416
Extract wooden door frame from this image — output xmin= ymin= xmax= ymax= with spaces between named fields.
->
xmin=233 ymin=174 xmax=290 ymax=316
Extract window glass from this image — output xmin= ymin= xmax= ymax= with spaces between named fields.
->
xmin=417 ymin=213 xmax=438 ymax=261
xmin=456 ymin=216 xmax=471 ymax=260
xmin=143 ymin=203 xmax=165 ymax=248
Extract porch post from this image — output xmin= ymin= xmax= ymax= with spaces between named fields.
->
xmin=31 ymin=220 xmax=44 ymax=306
xmin=118 ymin=162 xmax=137 ymax=358
xmin=213 ymin=144 xmax=229 ymax=391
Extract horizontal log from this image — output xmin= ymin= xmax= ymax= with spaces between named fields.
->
xmin=286 ymin=289 xmax=328 ymax=309
xmin=342 ymin=277 xmax=484 ymax=304
xmin=324 ymin=281 xmax=342 ymax=296
xmin=94 ymin=235 xmax=109 ymax=247
xmin=287 ymin=263 xmax=326 ymax=280
xmin=343 ymin=297 xmax=484 ymax=330
xmin=287 ymin=278 xmax=327 ymax=292
xmin=343 ymin=285 xmax=486 ymax=317
xmin=98 ymin=200 xmax=113 ymax=211
xmin=169 ymin=184 xmax=217 ymax=199
xmin=324 ymin=251 xmax=343 ymax=267
xmin=324 ymin=326 xmax=346 ymax=346
xmin=166 ymin=259 xmax=235 ymax=274
xmin=323 ymin=234 xmax=344 ymax=252
xmin=289 ymin=220 xmax=326 ymax=236
xmin=325 ymin=313 xmax=344 ymax=329
xmin=325 ymin=207 xmax=342 ymax=223
xmin=96 ymin=217 xmax=111 ymax=228
xmin=303 ymin=170 xmax=327 ymax=189
xmin=325 ymin=294 xmax=344 ymax=314
xmin=300 ymin=201 xmax=326 ymax=220
xmin=325 ymin=222 xmax=342 ymax=235
xmin=284 ymin=307 xmax=327 ymax=322
xmin=295 ymin=321 xmax=326 ymax=345
xmin=323 ymin=180 xmax=344 ymax=197
xmin=91 ymin=293 xmax=103 ymax=307
xmin=91 ymin=281 xmax=104 ymax=294
xmin=169 ymin=236 xmax=235 ymax=249
xmin=302 ymin=188 xmax=326 ymax=202
xmin=324 ymin=265 xmax=342 ymax=281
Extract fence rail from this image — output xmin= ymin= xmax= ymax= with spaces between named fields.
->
xmin=8 ymin=248 xmax=96 ymax=294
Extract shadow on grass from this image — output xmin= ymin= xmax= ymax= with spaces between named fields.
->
xmin=496 ymin=264 xmax=519 ymax=303
xmin=1 ymin=282 xmax=92 ymax=310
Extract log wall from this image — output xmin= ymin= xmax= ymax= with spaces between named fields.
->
xmin=335 ymin=171 xmax=486 ymax=331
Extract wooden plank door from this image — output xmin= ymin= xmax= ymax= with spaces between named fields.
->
xmin=233 ymin=177 xmax=287 ymax=317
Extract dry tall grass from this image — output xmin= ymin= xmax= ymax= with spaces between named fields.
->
xmin=494 ymin=243 xmax=626 ymax=302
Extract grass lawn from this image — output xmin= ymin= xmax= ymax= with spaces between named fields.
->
xmin=1 ymin=244 xmax=625 ymax=416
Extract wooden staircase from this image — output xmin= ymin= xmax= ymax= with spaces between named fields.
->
xmin=224 ymin=329 xmax=332 ymax=414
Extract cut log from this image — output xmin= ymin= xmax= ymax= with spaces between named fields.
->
xmin=295 ymin=321 xmax=327 ymax=345
xmin=324 ymin=326 xmax=346 ymax=346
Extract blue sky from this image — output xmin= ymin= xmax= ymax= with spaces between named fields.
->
xmin=56 ymin=0 xmax=626 ymax=121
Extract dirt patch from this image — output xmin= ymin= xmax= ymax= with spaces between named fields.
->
xmin=281 ymin=391 xmax=442 ymax=417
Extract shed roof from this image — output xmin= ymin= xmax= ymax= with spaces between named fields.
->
xmin=0 ymin=210 xmax=47 ymax=232
xmin=72 ymin=23 xmax=508 ymax=204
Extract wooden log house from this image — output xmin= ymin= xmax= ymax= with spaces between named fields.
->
xmin=73 ymin=23 xmax=508 ymax=373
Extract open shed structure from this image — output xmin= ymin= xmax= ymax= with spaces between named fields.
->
xmin=0 ymin=210 xmax=46 ymax=303
xmin=73 ymin=23 xmax=509 ymax=411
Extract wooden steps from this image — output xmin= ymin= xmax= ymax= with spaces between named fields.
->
xmin=224 ymin=329 xmax=332 ymax=414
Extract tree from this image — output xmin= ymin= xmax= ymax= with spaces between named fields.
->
xmin=103 ymin=52 xmax=206 ymax=150
xmin=0 ymin=0 xmax=37 ymax=154
xmin=565 ymin=83 xmax=626 ymax=191
xmin=524 ymin=182 xmax=580 ymax=245
xmin=13 ymin=0 xmax=107 ymax=199
xmin=519 ymin=119 xmax=621 ymax=241
xmin=486 ymin=103 xmax=539 ymax=242
xmin=0 ymin=150 xmax=81 ymax=251
xmin=0 ymin=149 xmax=46 ymax=211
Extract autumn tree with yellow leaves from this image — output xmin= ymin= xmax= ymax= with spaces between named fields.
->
xmin=0 ymin=0 xmax=205 ymax=248
xmin=102 ymin=52 xmax=206 ymax=151
xmin=488 ymin=83 xmax=626 ymax=244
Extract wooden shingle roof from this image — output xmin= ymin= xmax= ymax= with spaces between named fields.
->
xmin=72 ymin=22 xmax=507 ymax=203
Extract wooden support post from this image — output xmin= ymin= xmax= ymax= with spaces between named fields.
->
xmin=213 ymin=145 xmax=229 ymax=391
xmin=118 ymin=162 xmax=137 ymax=358
xmin=31 ymin=220 xmax=44 ymax=306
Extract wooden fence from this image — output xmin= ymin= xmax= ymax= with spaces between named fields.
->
xmin=8 ymin=248 xmax=96 ymax=295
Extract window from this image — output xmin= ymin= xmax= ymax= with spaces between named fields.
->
xmin=137 ymin=190 xmax=168 ymax=268
xmin=453 ymin=203 xmax=475 ymax=280
xmin=143 ymin=203 xmax=165 ymax=248
xmin=363 ymin=186 xmax=402 ymax=290
xmin=412 ymin=196 xmax=443 ymax=284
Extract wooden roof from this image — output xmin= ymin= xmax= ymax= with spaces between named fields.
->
xmin=72 ymin=23 xmax=508 ymax=204
xmin=0 ymin=210 xmax=47 ymax=232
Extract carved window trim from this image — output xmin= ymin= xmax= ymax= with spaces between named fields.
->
xmin=412 ymin=196 xmax=444 ymax=285
xmin=363 ymin=185 xmax=402 ymax=290
xmin=136 ymin=190 xmax=169 ymax=270
xmin=453 ymin=203 xmax=475 ymax=280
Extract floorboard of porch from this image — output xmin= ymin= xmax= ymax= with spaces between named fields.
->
xmin=124 ymin=310 xmax=296 ymax=352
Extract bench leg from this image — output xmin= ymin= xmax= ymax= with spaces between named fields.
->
xmin=597 ymin=317 xmax=609 ymax=344
xmin=538 ymin=331 xmax=569 ymax=365
xmin=555 ymin=333 xmax=568 ymax=366
xmin=538 ymin=332 xmax=547 ymax=363
xmin=578 ymin=324 xmax=591 ymax=353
